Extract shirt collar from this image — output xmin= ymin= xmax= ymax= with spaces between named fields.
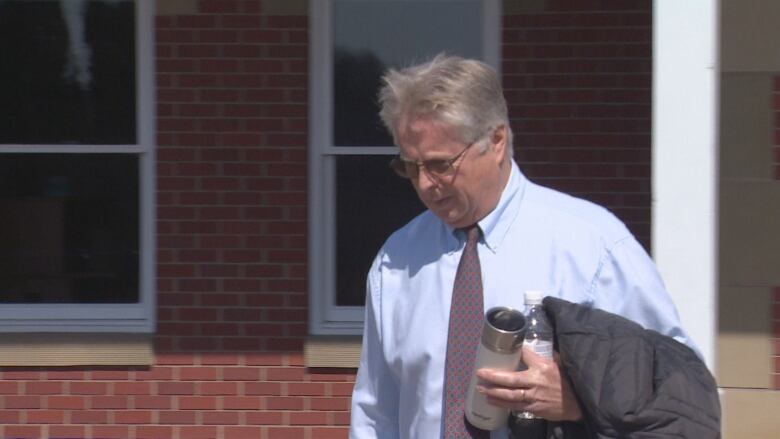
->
xmin=446 ymin=161 xmax=527 ymax=252
xmin=475 ymin=161 xmax=526 ymax=253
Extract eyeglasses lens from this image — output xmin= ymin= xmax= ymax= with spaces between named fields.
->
xmin=390 ymin=156 xmax=457 ymax=179
xmin=390 ymin=157 xmax=413 ymax=179
xmin=426 ymin=160 xmax=451 ymax=175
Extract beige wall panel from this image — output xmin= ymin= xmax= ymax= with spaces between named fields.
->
xmin=717 ymin=334 xmax=772 ymax=388
xmin=0 ymin=333 xmax=153 ymax=366
xmin=719 ymin=181 xmax=780 ymax=285
xmin=717 ymin=286 xmax=771 ymax=388
xmin=304 ymin=336 xmax=361 ymax=368
xmin=721 ymin=0 xmax=780 ymax=72
xmin=719 ymin=74 xmax=773 ymax=180
xmin=722 ymin=389 xmax=780 ymax=439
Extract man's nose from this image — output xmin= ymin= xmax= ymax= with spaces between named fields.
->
xmin=414 ymin=167 xmax=439 ymax=192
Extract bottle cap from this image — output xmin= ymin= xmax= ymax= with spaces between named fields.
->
xmin=481 ymin=307 xmax=526 ymax=353
xmin=524 ymin=290 xmax=544 ymax=306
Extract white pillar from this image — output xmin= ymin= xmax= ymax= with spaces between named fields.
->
xmin=652 ymin=0 xmax=719 ymax=369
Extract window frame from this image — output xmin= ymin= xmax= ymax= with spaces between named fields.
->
xmin=0 ymin=0 xmax=155 ymax=333
xmin=308 ymin=0 xmax=501 ymax=335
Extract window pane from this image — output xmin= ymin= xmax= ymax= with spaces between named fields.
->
xmin=336 ymin=156 xmax=424 ymax=306
xmin=0 ymin=0 xmax=136 ymax=145
xmin=0 ymin=154 xmax=139 ymax=303
xmin=333 ymin=0 xmax=483 ymax=146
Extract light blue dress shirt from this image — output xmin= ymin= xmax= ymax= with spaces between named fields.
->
xmin=349 ymin=162 xmax=695 ymax=439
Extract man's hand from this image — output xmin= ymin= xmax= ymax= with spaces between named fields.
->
xmin=474 ymin=346 xmax=583 ymax=422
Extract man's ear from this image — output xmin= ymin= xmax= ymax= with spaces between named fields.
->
xmin=490 ymin=124 xmax=508 ymax=163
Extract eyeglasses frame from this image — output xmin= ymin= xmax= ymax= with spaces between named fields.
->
xmin=389 ymin=140 xmax=478 ymax=180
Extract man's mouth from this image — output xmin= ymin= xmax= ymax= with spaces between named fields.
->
xmin=432 ymin=196 xmax=451 ymax=208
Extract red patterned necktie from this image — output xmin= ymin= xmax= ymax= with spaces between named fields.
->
xmin=443 ymin=225 xmax=490 ymax=438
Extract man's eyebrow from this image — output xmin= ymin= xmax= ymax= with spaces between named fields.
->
xmin=399 ymin=156 xmax=449 ymax=163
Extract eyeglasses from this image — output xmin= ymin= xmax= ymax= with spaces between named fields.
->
xmin=389 ymin=141 xmax=476 ymax=180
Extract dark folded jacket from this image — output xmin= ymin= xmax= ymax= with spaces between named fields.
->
xmin=538 ymin=297 xmax=721 ymax=439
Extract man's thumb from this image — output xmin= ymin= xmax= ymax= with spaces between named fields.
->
xmin=521 ymin=344 xmax=543 ymax=366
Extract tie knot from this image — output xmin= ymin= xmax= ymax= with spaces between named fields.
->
xmin=461 ymin=225 xmax=481 ymax=246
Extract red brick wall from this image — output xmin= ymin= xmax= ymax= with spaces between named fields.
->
xmin=504 ymin=1 xmax=653 ymax=248
xmin=156 ymin=1 xmax=353 ymax=438
xmin=774 ymin=76 xmax=780 ymax=180
xmin=774 ymin=75 xmax=780 ymax=388
xmin=0 ymin=1 xmax=656 ymax=438
xmin=155 ymin=0 xmax=309 ymax=355
xmin=773 ymin=77 xmax=779 ymax=389
xmin=0 ymin=363 xmax=349 ymax=439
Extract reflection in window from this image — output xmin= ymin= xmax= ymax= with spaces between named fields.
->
xmin=0 ymin=0 xmax=136 ymax=145
xmin=330 ymin=1 xmax=482 ymax=306
xmin=334 ymin=49 xmax=392 ymax=146
xmin=310 ymin=0 xmax=495 ymax=332
xmin=0 ymin=155 xmax=139 ymax=304
xmin=336 ymin=156 xmax=424 ymax=306
xmin=333 ymin=0 xmax=482 ymax=147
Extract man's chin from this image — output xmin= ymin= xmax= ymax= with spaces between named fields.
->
xmin=429 ymin=209 xmax=454 ymax=226
xmin=426 ymin=204 xmax=469 ymax=228
xmin=439 ymin=213 xmax=469 ymax=229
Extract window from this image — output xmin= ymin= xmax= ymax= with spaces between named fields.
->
xmin=309 ymin=0 xmax=500 ymax=334
xmin=0 ymin=0 xmax=155 ymax=332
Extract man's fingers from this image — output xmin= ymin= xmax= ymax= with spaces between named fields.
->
xmin=475 ymin=368 xmax=528 ymax=388
xmin=478 ymin=385 xmax=530 ymax=408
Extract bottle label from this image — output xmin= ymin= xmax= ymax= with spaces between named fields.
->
xmin=525 ymin=339 xmax=553 ymax=359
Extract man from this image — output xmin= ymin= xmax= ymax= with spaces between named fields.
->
xmin=349 ymin=55 xmax=695 ymax=439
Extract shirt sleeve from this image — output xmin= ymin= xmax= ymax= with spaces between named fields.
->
xmin=587 ymin=235 xmax=701 ymax=355
xmin=349 ymin=255 xmax=401 ymax=439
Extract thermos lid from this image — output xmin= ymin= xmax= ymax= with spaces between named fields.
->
xmin=481 ymin=307 xmax=526 ymax=353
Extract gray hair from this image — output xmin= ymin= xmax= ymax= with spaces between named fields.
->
xmin=378 ymin=54 xmax=513 ymax=156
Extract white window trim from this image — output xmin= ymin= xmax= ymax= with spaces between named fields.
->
xmin=0 ymin=0 xmax=156 ymax=333
xmin=308 ymin=0 xmax=501 ymax=335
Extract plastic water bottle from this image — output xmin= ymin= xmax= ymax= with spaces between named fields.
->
xmin=509 ymin=291 xmax=554 ymax=438
xmin=522 ymin=290 xmax=554 ymax=362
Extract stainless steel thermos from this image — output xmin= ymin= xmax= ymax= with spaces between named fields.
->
xmin=465 ymin=306 xmax=527 ymax=431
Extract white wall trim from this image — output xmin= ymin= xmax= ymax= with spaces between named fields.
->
xmin=652 ymin=0 xmax=719 ymax=369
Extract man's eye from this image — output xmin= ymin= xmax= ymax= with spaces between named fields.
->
xmin=425 ymin=160 xmax=450 ymax=173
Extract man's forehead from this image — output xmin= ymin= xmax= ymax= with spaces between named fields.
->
xmin=397 ymin=114 xmax=453 ymax=142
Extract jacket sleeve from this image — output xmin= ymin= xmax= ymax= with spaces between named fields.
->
xmin=349 ymin=256 xmax=400 ymax=439
xmin=543 ymin=297 xmax=721 ymax=438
